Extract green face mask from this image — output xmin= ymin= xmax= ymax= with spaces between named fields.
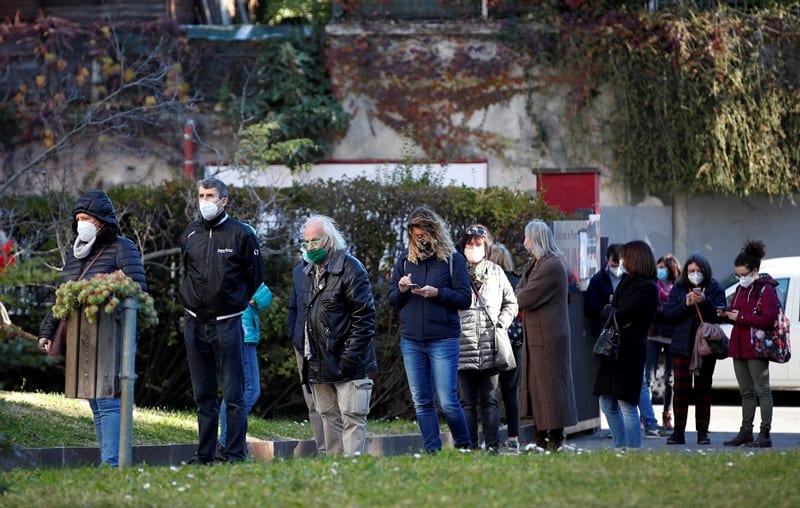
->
xmin=305 ymin=246 xmax=329 ymax=265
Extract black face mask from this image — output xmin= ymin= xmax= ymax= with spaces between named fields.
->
xmin=418 ymin=240 xmax=432 ymax=250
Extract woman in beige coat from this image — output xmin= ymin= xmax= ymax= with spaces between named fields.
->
xmin=516 ymin=219 xmax=578 ymax=451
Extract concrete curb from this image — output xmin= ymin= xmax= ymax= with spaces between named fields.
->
xmin=0 ymin=425 xmax=541 ymax=470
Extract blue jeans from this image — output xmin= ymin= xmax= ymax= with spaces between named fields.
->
xmin=88 ymin=398 xmax=121 ymax=467
xmin=184 ymin=315 xmax=247 ymax=462
xmin=458 ymin=369 xmax=500 ymax=448
xmin=400 ymin=337 xmax=471 ymax=451
xmin=600 ymin=395 xmax=642 ymax=449
xmin=639 ymin=370 xmax=658 ymax=430
xmin=220 ymin=342 xmax=261 ymax=447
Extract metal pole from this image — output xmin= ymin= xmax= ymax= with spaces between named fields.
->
xmin=118 ymin=297 xmax=138 ymax=468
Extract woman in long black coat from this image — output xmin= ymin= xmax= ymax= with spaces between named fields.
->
xmin=592 ymin=240 xmax=658 ymax=450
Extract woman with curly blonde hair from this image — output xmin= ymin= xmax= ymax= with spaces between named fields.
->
xmin=388 ymin=206 xmax=473 ymax=453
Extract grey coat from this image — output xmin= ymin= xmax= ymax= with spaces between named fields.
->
xmin=516 ymin=253 xmax=578 ymax=430
xmin=458 ymin=261 xmax=519 ymax=371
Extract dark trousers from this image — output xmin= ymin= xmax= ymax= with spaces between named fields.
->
xmin=457 ymin=369 xmax=500 ymax=448
xmin=672 ymin=354 xmax=715 ymax=433
xmin=497 ymin=345 xmax=522 ymax=438
xmin=184 ymin=315 xmax=247 ymax=462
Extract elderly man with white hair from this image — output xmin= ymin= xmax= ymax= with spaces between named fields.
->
xmin=299 ymin=214 xmax=377 ymax=456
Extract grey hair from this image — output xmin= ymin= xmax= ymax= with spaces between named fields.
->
xmin=488 ymin=242 xmax=515 ymax=272
xmin=302 ymin=215 xmax=347 ymax=250
xmin=198 ymin=177 xmax=228 ymax=198
xmin=524 ymin=219 xmax=562 ymax=259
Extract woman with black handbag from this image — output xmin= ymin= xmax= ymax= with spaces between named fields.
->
xmin=592 ymin=240 xmax=658 ymax=451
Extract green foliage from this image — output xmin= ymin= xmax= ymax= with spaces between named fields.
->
xmin=227 ymin=36 xmax=349 ymax=169
xmin=325 ymin=6 xmax=800 ymax=197
xmin=52 ymin=270 xmax=158 ymax=327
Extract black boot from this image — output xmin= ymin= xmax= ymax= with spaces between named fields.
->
xmin=723 ymin=428 xmax=754 ymax=447
xmin=534 ymin=430 xmax=548 ymax=450
xmin=697 ymin=431 xmax=710 ymax=445
xmin=747 ymin=430 xmax=772 ymax=448
xmin=666 ymin=430 xmax=685 ymax=445
xmin=547 ymin=429 xmax=564 ymax=452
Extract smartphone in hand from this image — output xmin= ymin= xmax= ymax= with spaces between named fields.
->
xmin=407 ymin=283 xmax=420 ymax=289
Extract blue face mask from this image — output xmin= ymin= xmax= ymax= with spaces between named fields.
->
xmin=657 ymin=267 xmax=668 ymax=280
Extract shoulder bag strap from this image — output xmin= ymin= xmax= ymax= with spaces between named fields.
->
xmin=75 ymin=243 xmax=111 ymax=281
xmin=470 ymin=280 xmax=496 ymax=327
xmin=694 ymin=303 xmax=704 ymax=323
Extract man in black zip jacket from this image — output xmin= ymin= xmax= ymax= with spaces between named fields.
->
xmin=179 ymin=177 xmax=264 ymax=464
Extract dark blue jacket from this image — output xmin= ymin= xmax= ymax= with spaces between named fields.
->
xmin=388 ymin=250 xmax=472 ymax=341
xmin=663 ymin=279 xmax=726 ymax=358
xmin=287 ymin=262 xmax=306 ymax=352
xmin=584 ymin=268 xmax=616 ymax=338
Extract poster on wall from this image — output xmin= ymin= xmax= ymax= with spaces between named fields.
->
xmin=551 ymin=216 xmax=601 ymax=291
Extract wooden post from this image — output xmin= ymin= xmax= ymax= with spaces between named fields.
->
xmin=64 ymin=308 xmax=121 ymax=399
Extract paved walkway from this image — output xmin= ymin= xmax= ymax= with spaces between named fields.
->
xmin=566 ymin=404 xmax=800 ymax=452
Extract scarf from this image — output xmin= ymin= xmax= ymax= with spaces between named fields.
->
xmin=468 ymin=259 xmax=490 ymax=290
xmin=73 ymin=236 xmax=97 ymax=259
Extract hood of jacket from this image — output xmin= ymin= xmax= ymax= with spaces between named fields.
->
xmin=71 ymin=190 xmax=120 ymax=235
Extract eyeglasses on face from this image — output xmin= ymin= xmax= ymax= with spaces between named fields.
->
xmin=467 ymin=227 xmax=488 ymax=237
xmin=300 ymin=236 xmax=328 ymax=251
xmin=735 ymin=270 xmax=754 ymax=281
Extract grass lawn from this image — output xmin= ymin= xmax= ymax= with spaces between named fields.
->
xmin=2 ymin=391 xmax=800 ymax=507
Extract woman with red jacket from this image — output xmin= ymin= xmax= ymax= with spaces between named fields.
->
xmin=722 ymin=240 xmax=779 ymax=448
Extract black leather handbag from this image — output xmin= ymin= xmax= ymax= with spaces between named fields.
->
xmin=593 ymin=309 xmax=620 ymax=361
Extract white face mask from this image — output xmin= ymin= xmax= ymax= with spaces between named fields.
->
xmin=688 ymin=271 xmax=704 ymax=286
xmin=199 ymin=199 xmax=221 ymax=221
xmin=609 ymin=265 xmax=622 ymax=278
xmin=738 ymin=275 xmax=755 ymax=288
xmin=464 ymin=244 xmax=485 ymax=264
xmin=76 ymin=221 xmax=98 ymax=242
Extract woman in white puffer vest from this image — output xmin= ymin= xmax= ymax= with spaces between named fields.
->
xmin=456 ymin=224 xmax=518 ymax=453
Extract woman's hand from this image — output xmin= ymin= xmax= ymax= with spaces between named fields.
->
xmin=411 ymin=285 xmax=438 ymax=299
xmin=725 ymin=309 xmax=739 ymax=322
xmin=38 ymin=337 xmax=51 ymax=353
xmin=399 ymin=273 xmax=417 ymax=293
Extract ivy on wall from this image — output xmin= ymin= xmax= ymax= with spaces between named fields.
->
xmin=325 ymin=7 xmax=800 ymax=197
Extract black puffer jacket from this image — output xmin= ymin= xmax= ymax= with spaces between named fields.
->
xmin=39 ymin=191 xmax=147 ymax=339
xmin=179 ymin=212 xmax=264 ymax=323
xmin=301 ymin=249 xmax=377 ymax=384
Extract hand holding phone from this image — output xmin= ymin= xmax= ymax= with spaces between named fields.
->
xmin=407 ymin=283 xmax=420 ymax=289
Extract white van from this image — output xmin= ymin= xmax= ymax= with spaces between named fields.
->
xmin=713 ymin=257 xmax=800 ymax=390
